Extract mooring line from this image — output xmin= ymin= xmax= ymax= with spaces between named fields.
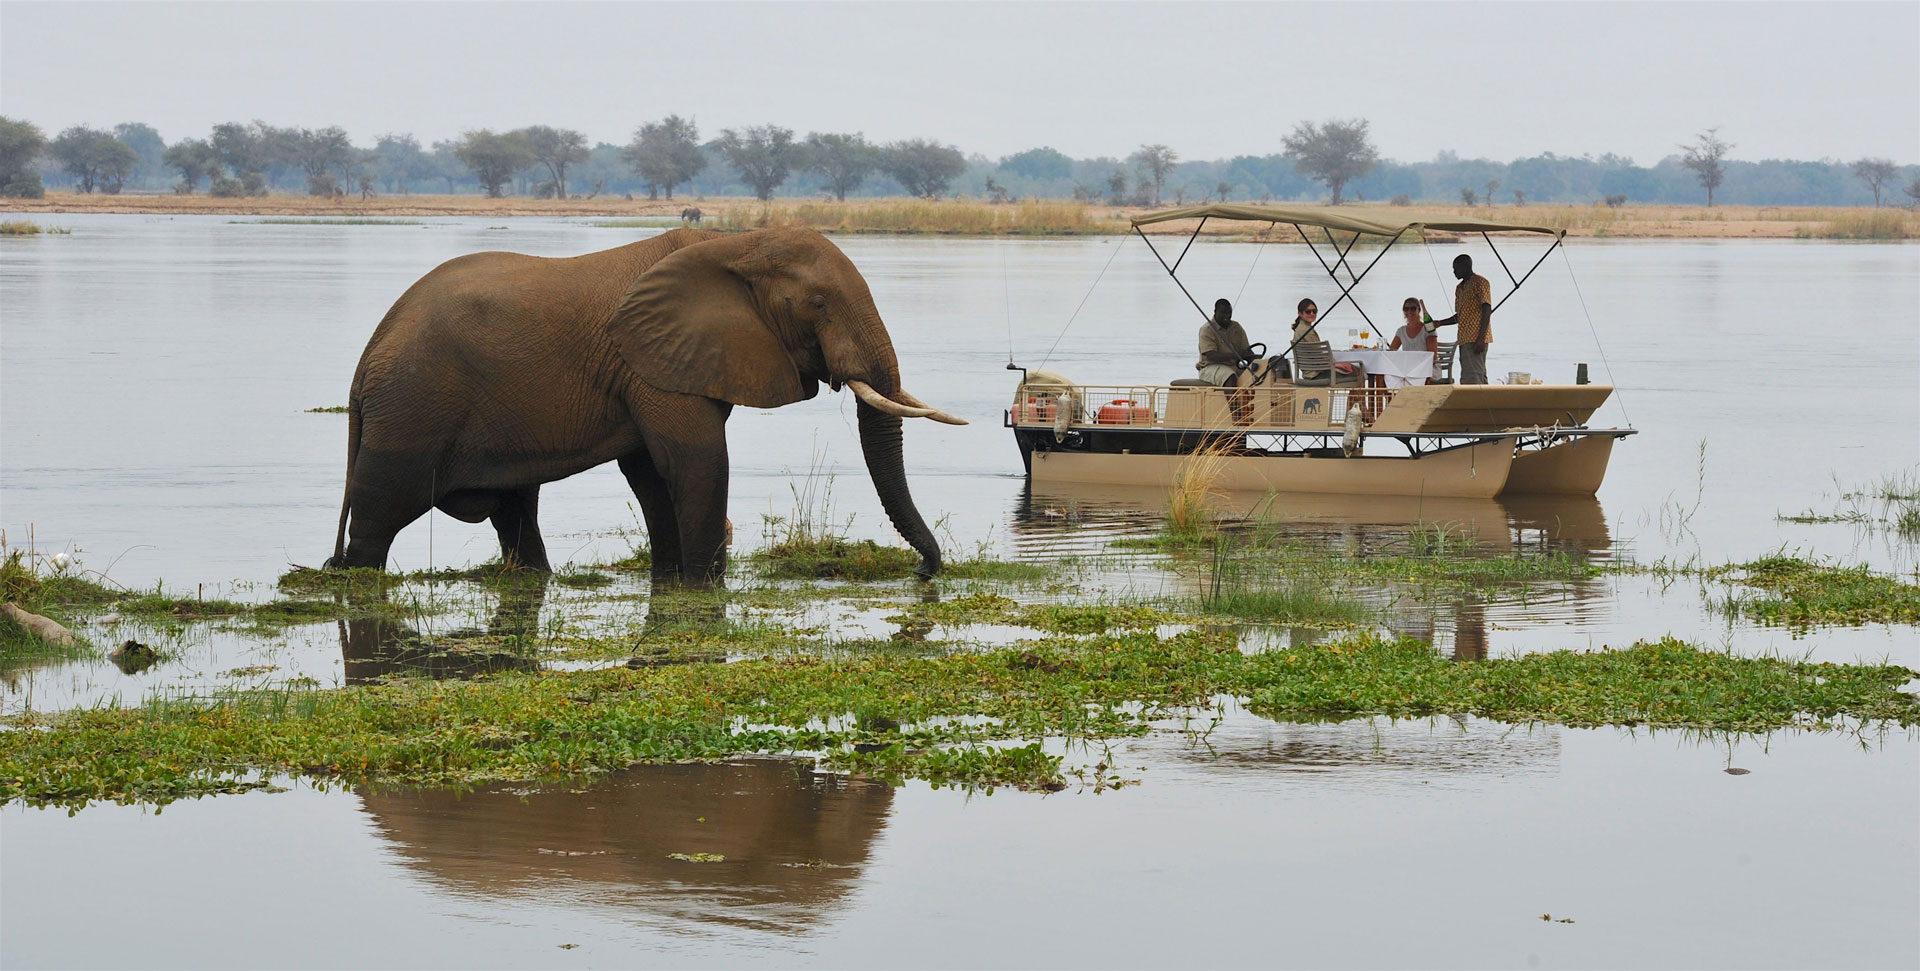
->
xmin=1039 ymin=234 xmax=1130 ymax=369
xmin=1561 ymin=248 xmax=1632 ymax=428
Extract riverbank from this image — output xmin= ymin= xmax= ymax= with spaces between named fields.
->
xmin=7 ymin=192 xmax=1916 ymax=239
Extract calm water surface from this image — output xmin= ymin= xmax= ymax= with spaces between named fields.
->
xmin=2 ymin=215 xmax=1916 ymax=967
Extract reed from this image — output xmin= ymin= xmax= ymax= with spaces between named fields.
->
xmin=1165 ymin=436 xmax=1238 ymax=539
xmin=1809 ymin=209 xmax=1920 ymax=240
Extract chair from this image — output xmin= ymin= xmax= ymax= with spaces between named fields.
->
xmin=1431 ymin=342 xmax=1456 ymax=385
xmin=1291 ymin=341 xmax=1367 ymax=388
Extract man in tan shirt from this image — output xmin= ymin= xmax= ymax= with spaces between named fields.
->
xmin=1427 ymin=255 xmax=1493 ymax=384
xmin=1195 ymin=298 xmax=1256 ymax=385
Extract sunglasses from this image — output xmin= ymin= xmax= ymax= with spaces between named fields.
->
xmin=1403 ymin=305 xmax=1419 ymax=311
xmin=1303 ymin=308 xmax=1318 ymax=315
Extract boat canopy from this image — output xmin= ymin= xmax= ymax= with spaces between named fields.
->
xmin=1130 ymin=204 xmax=1565 ymax=238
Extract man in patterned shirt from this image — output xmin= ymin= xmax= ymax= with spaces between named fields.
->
xmin=1428 ymin=254 xmax=1494 ymax=384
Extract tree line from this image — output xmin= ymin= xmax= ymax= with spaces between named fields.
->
xmin=2 ymin=115 xmax=1915 ymax=209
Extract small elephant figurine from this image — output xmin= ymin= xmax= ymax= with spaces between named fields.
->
xmin=325 ymin=228 xmax=964 ymax=585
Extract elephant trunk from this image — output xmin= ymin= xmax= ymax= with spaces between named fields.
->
xmin=855 ymin=399 xmax=941 ymax=579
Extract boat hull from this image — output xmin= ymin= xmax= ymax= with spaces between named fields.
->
xmin=1029 ymin=438 xmax=1517 ymax=499
xmin=1504 ymin=434 xmax=1616 ymax=495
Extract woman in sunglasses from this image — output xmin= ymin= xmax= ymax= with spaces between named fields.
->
xmin=1387 ymin=298 xmax=1439 ymax=353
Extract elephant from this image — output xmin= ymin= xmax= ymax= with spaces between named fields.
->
xmin=325 ymin=227 xmax=964 ymax=584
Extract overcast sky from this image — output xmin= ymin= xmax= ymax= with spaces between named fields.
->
xmin=4 ymin=1 xmax=1916 ymax=165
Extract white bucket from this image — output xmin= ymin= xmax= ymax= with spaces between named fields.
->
xmin=1507 ymin=371 xmax=1531 ymax=385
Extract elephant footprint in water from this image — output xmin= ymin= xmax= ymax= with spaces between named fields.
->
xmin=324 ymin=227 xmax=964 ymax=585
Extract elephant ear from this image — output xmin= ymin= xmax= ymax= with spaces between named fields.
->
xmin=605 ymin=234 xmax=817 ymax=408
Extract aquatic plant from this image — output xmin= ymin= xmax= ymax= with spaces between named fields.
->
xmin=2 ymin=630 xmax=1912 ymax=810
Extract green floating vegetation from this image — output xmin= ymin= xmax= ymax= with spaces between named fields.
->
xmin=3 ymin=630 xmax=1912 ymax=811
xmin=751 ymin=537 xmax=923 ymax=581
xmin=1707 ymin=555 xmax=1920 ymax=628
xmin=305 ymin=406 xmax=349 ymax=414
xmin=890 ymin=592 xmax=1182 ymax=633
xmin=1778 ymin=469 xmax=1920 ymax=540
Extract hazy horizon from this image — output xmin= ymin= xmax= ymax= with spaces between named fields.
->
xmin=3 ymin=1 xmax=1917 ymax=165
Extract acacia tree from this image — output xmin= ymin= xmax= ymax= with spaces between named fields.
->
xmin=209 ymin=121 xmax=275 ymax=194
xmin=717 ymin=125 xmax=796 ymax=201
xmin=454 ymin=129 xmax=534 ymax=198
xmin=1680 ymin=127 xmax=1731 ymax=207
xmin=50 ymin=126 xmax=138 ymax=194
xmin=803 ymin=132 xmax=879 ymax=201
xmin=622 ymin=115 xmax=706 ymax=200
xmin=521 ymin=125 xmax=589 ymax=199
xmin=1281 ymin=118 xmax=1378 ymax=205
xmin=881 ymin=139 xmax=966 ymax=199
xmin=1129 ymin=144 xmax=1178 ymax=206
xmin=0 ymin=116 xmax=47 ymax=198
xmin=162 ymin=138 xmax=218 ymax=193
xmin=372 ymin=133 xmax=427 ymax=193
xmin=1850 ymin=157 xmax=1898 ymax=207
xmin=284 ymin=126 xmax=356 ymax=195
xmin=113 ymin=122 xmax=167 ymax=189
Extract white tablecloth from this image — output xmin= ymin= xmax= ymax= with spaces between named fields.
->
xmin=1331 ymin=349 xmax=1435 ymax=388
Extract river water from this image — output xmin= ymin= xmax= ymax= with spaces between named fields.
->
xmin=2 ymin=215 xmax=1916 ymax=967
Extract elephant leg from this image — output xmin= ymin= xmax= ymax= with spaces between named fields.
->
xmin=632 ymin=397 xmax=733 ymax=586
xmin=340 ymin=458 xmax=436 ymax=570
xmin=618 ymin=452 xmax=683 ymax=584
xmin=486 ymin=486 xmax=551 ymax=571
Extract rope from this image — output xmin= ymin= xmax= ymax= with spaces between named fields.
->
xmin=1039 ymin=234 xmax=1129 ymax=369
xmin=1234 ymin=222 xmax=1274 ymax=304
xmin=1421 ymin=229 xmax=1453 ymax=311
xmin=1560 ymin=248 xmax=1632 ymax=428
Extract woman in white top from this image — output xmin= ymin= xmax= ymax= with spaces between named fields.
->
xmin=1387 ymin=297 xmax=1438 ymax=352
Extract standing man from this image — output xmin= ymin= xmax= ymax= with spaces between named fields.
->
xmin=1427 ymin=254 xmax=1493 ymax=384
xmin=1196 ymin=298 xmax=1256 ymax=386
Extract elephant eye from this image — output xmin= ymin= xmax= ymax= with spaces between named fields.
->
xmin=808 ymin=294 xmax=829 ymax=311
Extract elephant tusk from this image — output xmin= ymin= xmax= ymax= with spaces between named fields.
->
xmin=846 ymin=379 xmax=967 ymax=424
xmin=888 ymin=388 xmax=971 ymax=426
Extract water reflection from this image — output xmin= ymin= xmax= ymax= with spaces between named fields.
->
xmin=1168 ymin=712 xmax=1560 ymax=779
xmin=339 ymin=584 xmax=546 ymax=684
xmin=357 ymin=760 xmax=892 ymax=934
xmin=1012 ymin=480 xmax=1614 ymax=559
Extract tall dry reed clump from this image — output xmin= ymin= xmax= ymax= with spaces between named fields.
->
xmin=1810 ymin=209 xmax=1920 ymax=240
xmin=718 ymin=200 xmax=1109 ymax=236
xmin=1165 ymin=436 xmax=1239 ymax=538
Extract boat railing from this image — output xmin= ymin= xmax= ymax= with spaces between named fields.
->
xmin=1010 ymin=383 xmax=1378 ymax=434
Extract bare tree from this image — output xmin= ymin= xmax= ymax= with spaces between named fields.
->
xmin=1460 ymin=187 xmax=1478 ymax=206
xmin=1483 ymin=178 xmax=1501 ymax=206
xmin=1106 ymin=169 xmax=1128 ymax=203
xmin=1281 ymin=118 xmax=1378 ymax=205
xmin=1850 ymin=157 xmax=1898 ymax=207
xmin=1680 ymin=127 xmax=1732 ymax=207
xmin=521 ymin=126 xmax=589 ymax=199
xmin=1512 ymin=188 xmax=1526 ymax=206
xmin=1216 ymin=180 xmax=1232 ymax=202
xmin=1128 ymin=144 xmax=1178 ymax=206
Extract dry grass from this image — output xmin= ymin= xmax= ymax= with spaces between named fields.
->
xmin=716 ymin=199 xmax=1109 ymax=235
xmin=14 ymin=192 xmax=1915 ymax=240
xmin=1165 ymin=436 xmax=1240 ymax=538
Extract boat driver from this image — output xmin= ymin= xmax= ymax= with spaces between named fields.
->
xmin=1196 ymin=298 xmax=1257 ymax=386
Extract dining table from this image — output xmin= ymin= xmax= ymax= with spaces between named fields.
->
xmin=1330 ymin=348 xmax=1436 ymax=388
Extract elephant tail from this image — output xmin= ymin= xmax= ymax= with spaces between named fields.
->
xmin=330 ymin=395 xmax=363 ymax=567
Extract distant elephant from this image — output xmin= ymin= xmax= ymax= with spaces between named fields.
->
xmin=326 ymin=227 xmax=964 ymax=584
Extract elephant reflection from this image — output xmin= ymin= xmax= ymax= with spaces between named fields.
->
xmin=338 ymin=583 xmax=547 ymax=684
xmin=357 ymin=760 xmax=893 ymax=932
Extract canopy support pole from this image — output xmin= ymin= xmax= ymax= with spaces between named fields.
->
xmin=1171 ymin=216 xmax=1207 ymax=273
xmin=1482 ymin=232 xmax=1520 ymax=287
xmin=1136 ymin=225 xmax=1209 ymax=321
xmin=1286 ymin=223 xmax=1399 ymax=358
xmin=1491 ymin=233 xmax=1565 ymax=313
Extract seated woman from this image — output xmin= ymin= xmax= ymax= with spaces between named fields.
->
xmin=1387 ymin=297 xmax=1439 ymax=352
xmin=1290 ymin=298 xmax=1325 ymax=381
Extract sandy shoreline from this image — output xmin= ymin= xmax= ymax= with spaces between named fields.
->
xmin=4 ymin=193 xmax=1913 ymax=239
